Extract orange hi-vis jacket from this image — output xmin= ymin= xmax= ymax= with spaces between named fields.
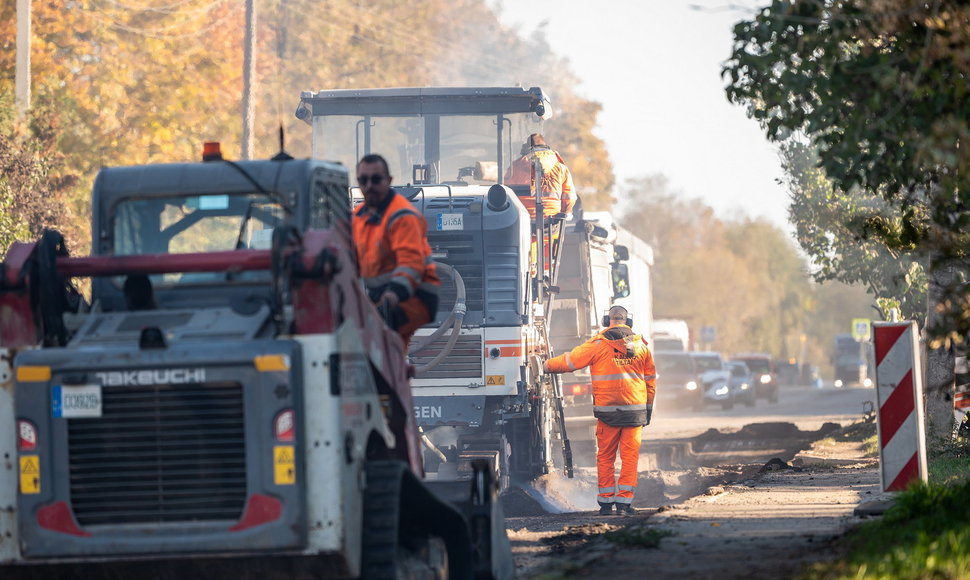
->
xmin=353 ymin=190 xmax=440 ymax=305
xmin=505 ymin=148 xmax=575 ymax=219
xmin=546 ymin=324 xmax=656 ymax=427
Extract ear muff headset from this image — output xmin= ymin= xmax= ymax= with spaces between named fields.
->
xmin=602 ymin=308 xmax=633 ymax=328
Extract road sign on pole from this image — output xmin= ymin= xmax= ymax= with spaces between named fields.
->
xmin=873 ymin=321 xmax=928 ymax=492
xmin=700 ymin=326 xmax=715 ymax=343
xmin=852 ymin=318 xmax=871 ymax=341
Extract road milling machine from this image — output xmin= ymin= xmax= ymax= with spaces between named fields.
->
xmin=0 ymin=145 xmax=512 ymax=579
xmin=296 ymin=87 xmax=574 ymax=489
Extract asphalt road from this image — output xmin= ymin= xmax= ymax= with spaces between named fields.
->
xmin=649 ymin=383 xmax=877 ymax=439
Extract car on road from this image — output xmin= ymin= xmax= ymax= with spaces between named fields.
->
xmin=654 ymin=350 xmax=703 ymax=411
xmin=689 ymin=351 xmax=733 ymax=409
xmin=732 ymin=353 xmax=779 ymax=403
xmin=725 ymin=360 xmax=757 ymax=407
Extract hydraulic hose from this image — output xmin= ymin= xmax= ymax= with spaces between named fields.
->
xmin=409 ymin=262 xmax=466 ymax=374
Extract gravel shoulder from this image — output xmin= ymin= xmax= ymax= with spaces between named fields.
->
xmin=515 ymin=420 xmax=889 ymax=579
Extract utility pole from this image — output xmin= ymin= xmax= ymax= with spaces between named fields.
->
xmin=241 ymin=0 xmax=256 ymax=159
xmin=16 ymin=0 xmax=31 ymax=115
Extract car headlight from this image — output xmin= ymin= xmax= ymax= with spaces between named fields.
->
xmin=715 ymin=385 xmax=730 ymax=396
xmin=834 ymin=379 xmax=844 ymax=388
xmin=740 ymin=383 xmax=749 ymax=390
xmin=863 ymin=378 xmax=873 ymax=387
xmin=759 ymin=374 xmax=771 ymax=384
xmin=685 ymin=381 xmax=698 ymax=391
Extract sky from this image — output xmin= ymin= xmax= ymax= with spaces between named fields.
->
xmin=493 ymin=0 xmax=791 ymax=230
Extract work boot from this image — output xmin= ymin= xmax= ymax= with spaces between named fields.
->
xmin=598 ymin=503 xmax=614 ymax=516
xmin=615 ymin=504 xmax=637 ymax=516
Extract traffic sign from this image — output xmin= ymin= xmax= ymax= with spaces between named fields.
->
xmin=852 ymin=318 xmax=871 ymax=341
xmin=700 ymin=326 xmax=716 ymax=343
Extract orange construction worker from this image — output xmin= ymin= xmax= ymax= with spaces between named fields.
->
xmin=504 ymin=133 xmax=575 ymax=219
xmin=352 ymin=153 xmax=440 ymax=347
xmin=543 ymin=305 xmax=656 ymax=515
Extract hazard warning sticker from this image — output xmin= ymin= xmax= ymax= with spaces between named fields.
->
xmin=486 ymin=375 xmax=506 ymax=386
xmin=274 ymin=445 xmax=296 ymax=485
xmin=19 ymin=455 xmax=40 ymax=494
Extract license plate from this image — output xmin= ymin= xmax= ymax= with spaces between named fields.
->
xmin=436 ymin=213 xmax=463 ymax=231
xmin=52 ymin=385 xmax=103 ymax=418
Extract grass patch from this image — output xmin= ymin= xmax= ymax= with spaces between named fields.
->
xmin=813 ymin=421 xmax=879 ymax=458
xmin=930 ymin=437 xmax=970 ymax=485
xmin=603 ymin=526 xmax=675 ymax=548
xmin=803 ymin=480 xmax=970 ymax=579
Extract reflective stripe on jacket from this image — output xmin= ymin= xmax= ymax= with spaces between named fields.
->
xmin=353 ymin=191 xmax=440 ymax=300
xmin=505 ymin=148 xmax=575 ymax=219
xmin=546 ymin=324 xmax=656 ymax=427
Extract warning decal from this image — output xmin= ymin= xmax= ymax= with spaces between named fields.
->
xmin=274 ymin=445 xmax=296 ymax=485
xmin=486 ymin=375 xmax=506 ymax=386
xmin=20 ymin=455 xmax=41 ymax=494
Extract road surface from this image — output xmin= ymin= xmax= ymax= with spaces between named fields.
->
xmin=505 ymin=384 xmax=880 ymax=577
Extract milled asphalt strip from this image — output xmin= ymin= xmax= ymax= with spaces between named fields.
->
xmin=613 ymin=458 xmax=891 ymax=579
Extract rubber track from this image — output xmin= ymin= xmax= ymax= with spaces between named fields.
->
xmin=360 ymin=461 xmax=405 ymax=580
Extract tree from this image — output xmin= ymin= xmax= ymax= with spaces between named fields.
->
xmin=782 ymin=139 xmax=927 ymax=319
xmin=0 ymin=0 xmax=615 ymax=235
xmin=0 ymin=87 xmax=79 ymax=254
xmin=724 ymin=0 xmax=970 ymax=440
xmin=617 ymin=174 xmax=823 ymax=361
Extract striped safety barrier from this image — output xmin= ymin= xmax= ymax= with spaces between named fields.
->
xmin=954 ymin=353 xmax=970 ymax=436
xmin=873 ymin=321 xmax=928 ymax=492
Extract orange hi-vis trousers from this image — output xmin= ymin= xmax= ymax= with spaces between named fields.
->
xmin=596 ymin=422 xmax=643 ymax=505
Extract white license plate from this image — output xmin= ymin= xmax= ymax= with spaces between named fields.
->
xmin=436 ymin=213 xmax=463 ymax=231
xmin=52 ymin=385 xmax=103 ymax=418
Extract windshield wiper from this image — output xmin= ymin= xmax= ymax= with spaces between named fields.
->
xmin=234 ymin=200 xmax=256 ymax=250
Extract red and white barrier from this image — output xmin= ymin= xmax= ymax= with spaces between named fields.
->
xmin=954 ymin=354 xmax=969 ymax=429
xmin=873 ymin=321 xmax=928 ymax=491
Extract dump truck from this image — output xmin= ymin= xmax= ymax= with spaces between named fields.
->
xmin=549 ymin=210 xmax=637 ymax=445
xmin=0 ymin=145 xmax=512 ymax=579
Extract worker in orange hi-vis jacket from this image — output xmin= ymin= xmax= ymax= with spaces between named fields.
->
xmin=543 ymin=305 xmax=656 ymax=516
xmin=352 ymin=153 xmax=440 ymax=347
xmin=504 ymin=133 xmax=575 ymax=219
xmin=505 ymin=133 xmax=575 ymax=276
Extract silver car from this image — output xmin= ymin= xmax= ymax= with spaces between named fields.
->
xmin=688 ymin=352 xmax=733 ymax=410
xmin=726 ymin=361 xmax=757 ymax=407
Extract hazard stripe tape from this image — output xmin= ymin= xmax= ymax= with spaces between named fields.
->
xmin=882 ymin=409 xmax=919 ymax=481
xmin=875 ymin=325 xmax=908 ymax=366
xmin=955 ymin=392 xmax=970 ymax=410
xmin=886 ymin=453 xmax=920 ymax=492
xmin=879 ymin=368 xmax=914 ymax=445
xmin=877 ymin=337 xmax=914 ymax=387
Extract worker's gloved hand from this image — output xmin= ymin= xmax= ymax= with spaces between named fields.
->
xmin=379 ymin=290 xmax=400 ymax=310
xmin=644 ymin=406 xmax=653 ymax=426
xmin=528 ymin=356 xmax=545 ymax=378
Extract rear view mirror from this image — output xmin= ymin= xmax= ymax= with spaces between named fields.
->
xmin=611 ymin=263 xmax=630 ymax=299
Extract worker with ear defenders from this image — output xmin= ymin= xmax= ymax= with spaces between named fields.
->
xmin=543 ymin=305 xmax=656 ymax=515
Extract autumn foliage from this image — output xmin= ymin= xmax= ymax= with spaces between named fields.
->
xmin=0 ymin=0 xmax=614 ymax=252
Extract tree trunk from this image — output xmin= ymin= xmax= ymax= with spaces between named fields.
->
xmin=924 ymin=260 xmax=957 ymax=447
